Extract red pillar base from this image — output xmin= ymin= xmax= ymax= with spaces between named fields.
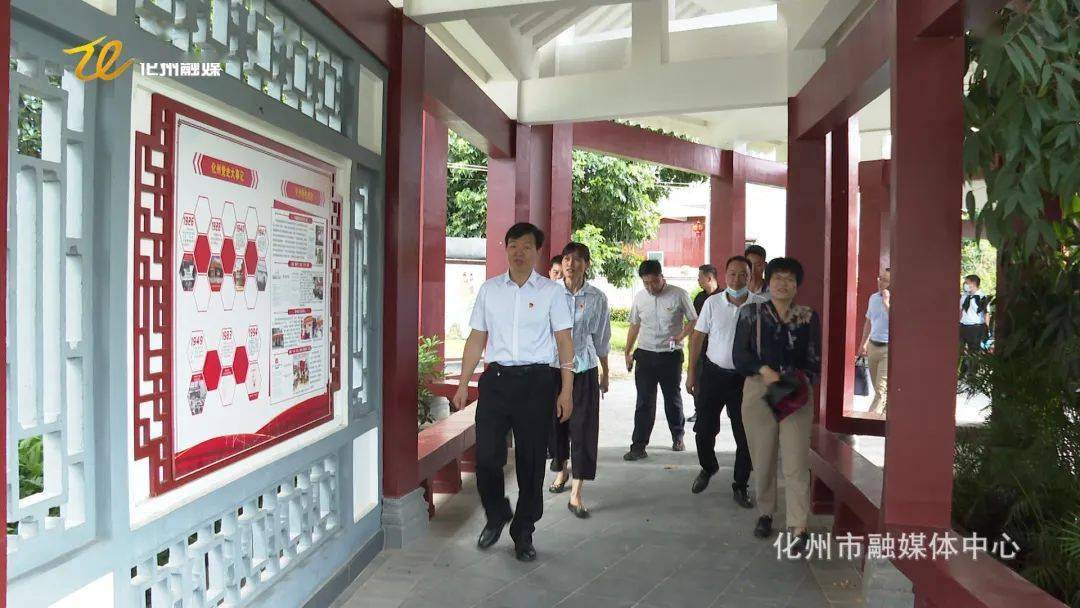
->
xmin=460 ymin=446 xmax=477 ymax=472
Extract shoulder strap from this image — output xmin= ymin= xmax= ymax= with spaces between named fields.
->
xmin=756 ymin=303 xmax=762 ymax=358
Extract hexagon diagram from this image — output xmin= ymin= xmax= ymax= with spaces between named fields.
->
xmin=194 ymin=196 xmax=212 ymax=233
xmin=179 ymin=253 xmax=196 ymax=292
xmin=221 ymin=201 xmax=237 ymax=238
xmin=246 ymin=365 xmax=261 ymax=401
xmin=220 ymin=238 xmax=237 ymax=275
xmin=219 ymin=327 xmax=236 ymax=367
xmin=246 ymin=325 xmax=260 ymax=359
xmin=203 ymin=350 xmax=222 ymax=391
xmin=233 ymin=222 xmax=248 ymax=253
xmin=255 ymin=225 xmax=269 ymax=257
xmin=244 ymin=207 xmax=259 ymax=238
xmin=179 ymin=213 xmax=198 ymax=252
xmin=192 ymin=275 xmax=212 ymax=312
xmin=219 ymin=368 xmax=237 ymax=406
xmin=244 ymin=241 xmax=259 ymax=277
xmin=188 ymin=331 xmax=207 ymax=371
xmin=208 ymin=218 xmax=225 ymax=254
xmin=233 ymin=346 xmax=249 ymax=384
xmin=208 ymin=255 xmax=225 ymax=293
xmin=194 ymin=235 xmax=212 ymax=273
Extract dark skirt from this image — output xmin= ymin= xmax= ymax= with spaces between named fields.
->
xmin=548 ymin=367 xmax=601 ymax=480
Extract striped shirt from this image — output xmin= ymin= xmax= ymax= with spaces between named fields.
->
xmin=551 ymin=281 xmax=612 ymax=372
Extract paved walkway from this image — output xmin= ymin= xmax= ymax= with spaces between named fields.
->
xmin=333 ymin=372 xmax=867 ymax=608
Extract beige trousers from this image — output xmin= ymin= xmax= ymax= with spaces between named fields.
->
xmin=742 ymin=374 xmax=814 ymax=530
xmin=867 ymin=342 xmax=889 ymax=414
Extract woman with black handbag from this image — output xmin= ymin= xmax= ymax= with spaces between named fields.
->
xmin=732 ymin=257 xmax=822 ymax=557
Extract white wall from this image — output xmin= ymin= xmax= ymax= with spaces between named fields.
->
xmin=745 ymin=182 xmax=787 ymax=259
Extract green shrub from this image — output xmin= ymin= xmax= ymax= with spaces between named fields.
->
xmin=610 ymin=307 xmax=630 ymax=323
xmin=417 ymin=336 xmax=445 ymax=426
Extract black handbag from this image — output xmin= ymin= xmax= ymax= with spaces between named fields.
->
xmin=853 ymin=355 xmax=871 ymax=397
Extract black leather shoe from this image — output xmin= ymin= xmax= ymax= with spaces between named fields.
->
xmin=687 ymin=414 xmax=697 ymax=423
xmin=623 ymin=449 xmax=648 ymax=461
xmin=672 ymin=439 xmax=686 ymax=452
xmin=787 ymin=532 xmax=810 ymax=557
xmin=514 ymin=541 xmax=537 ymax=562
xmin=753 ymin=515 xmax=773 ymax=539
xmin=691 ymin=470 xmax=713 ymax=494
xmin=567 ymin=502 xmax=590 ymax=519
xmin=733 ymin=487 xmax=754 ymax=509
xmin=477 ymin=520 xmax=507 ymax=549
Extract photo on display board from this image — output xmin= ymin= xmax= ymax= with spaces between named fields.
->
xmin=301 ymin=316 xmax=313 ymax=341
xmin=179 ymin=254 xmax=196 ymax=291
xmin=271 ymin=327 xmax=285 ymax=349
xmin=188 ymin=377 xmax=207 ymax=415
xmin=208 ymin=256 xmax=224 ymax=288
xmin=256 ymin=260 xmax=268 ymax=291
xmin=234 ymin=265 xmax=246 ymax=291
xmin=312 ymin=275 xmax=324 ymax=300
xmin=316 ymin=246 xmax=325 ymax=266
xmin=315 ymin=224 xmax=325 ymax=247
xmin=292 ymin=355 xmax=310 ymax=390
xmin=311 ymin=316 xmax=324 ymax=339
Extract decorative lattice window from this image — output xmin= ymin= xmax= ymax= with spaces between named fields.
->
xmin=134 ymin=0 xmax=346 ymax=132
xmin=349 ymin=183 xmax=370 ymax=413
xmin=6 ymin=45 xmax=97 ymax=571
xmin=129 ymin=455 xmax=338 ymax=606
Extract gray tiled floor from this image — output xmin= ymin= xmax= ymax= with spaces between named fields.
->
xmin=334 ymin=374 xmax=864 ymax=608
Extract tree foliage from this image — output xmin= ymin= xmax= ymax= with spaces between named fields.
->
xmin=445 ymin=127 xmax=683 ymax=287
xmin=956 ymin=2 xmax=1080 ymax=603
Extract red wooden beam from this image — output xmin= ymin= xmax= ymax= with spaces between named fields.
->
xmin=742 ymin=155 xmax=787 ymax=188
xmin=311 ymin=0 xmax=398 ymax=65
xmin=709 ymin=151 xmax=744 ymax=263
xmin=572 ymin=121 xmax=720 ymax=176
xmin=423 ymin=37 xmax=514 ymax=158
xmin=857 ymin=160 xmax=889 ymax=324
xmin=790 ymin=0 xmax=893 ymax=141
xmin=549 ymin=124 xmax=574 ymax=251
xmin=382 ymin=14 xmax=426 ymax=499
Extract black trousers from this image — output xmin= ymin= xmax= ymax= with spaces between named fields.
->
xmin=631 ymin=349 xmax=685 ymax=450
xmin=475 ymin=364 xmax=557 ymax=542
xmin=694 ymin=361 xmax=751 ymax=490
xmin=549 ymin=368 xmax=601 ymax=480
xmin=959 ymin=323 xmax=987 ymax=374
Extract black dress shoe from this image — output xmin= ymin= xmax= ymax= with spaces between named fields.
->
xmin=623 ymin=449 xmax=648 ymax=461
xmin=787 ymin=532 xmax=810 ymax=557
xmin=753 ymin=515 xmax=773 ymax=539
xmin=733 ymin=487 xmax=754 ymax=509
xmin=567 ymin=502 xmax=590 ymax=519
xmin=514 ymin=541 xmax=537 ymax=562
xmin=477 ymin=520 xmax=507 ymax=549
xmin=691 ymin=470 xmax=713 ymax=494
xmin=672 ymin=439 xmax=686 ymax=452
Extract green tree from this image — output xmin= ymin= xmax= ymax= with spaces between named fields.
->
xmin=447 ymin=131 xmax=488 ymax=237
xmin=955 ymin=1 xmax=1080 ymax=603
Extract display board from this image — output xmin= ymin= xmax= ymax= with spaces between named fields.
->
xmin=133 ymin=94 xmax=342 ymax=495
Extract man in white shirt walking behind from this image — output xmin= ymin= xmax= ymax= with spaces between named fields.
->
xmin=686 ymin=256 xmax=766 ymax=507
xmin=858 ymin=268 xmax=891 ymax=414
xmin=454 ymin=223 xmax=575 ymax=562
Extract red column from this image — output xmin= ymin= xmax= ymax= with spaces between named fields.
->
xmin=486 ymin=125 xmax=530 ymax=277
xmin=856 ymin=160 xmax=889 ymax=323
xmin=382 ymin=15 xmax=425 ymax=499
xmin=785 ymin=100 xmax=829 ymax=419
xmin=549 ymin=124 xmax=574 ymax=252
xmin=823 ymin=117 xmax=860 ymax=429
xmin=419 ymin=112 xmax=448 ymax=362
xmin=708 ymin=151 xmax=745 ymax=263
xmin=526 ymin=125 xmax=554 ymax=267
xmin=881 ymin=3 xmax=964 ymax=529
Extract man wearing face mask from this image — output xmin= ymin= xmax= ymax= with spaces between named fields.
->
xmin=685 ymin=256 xmax=766 ymax=506
xmin=959 ymin=274 xmax=991 ymax=373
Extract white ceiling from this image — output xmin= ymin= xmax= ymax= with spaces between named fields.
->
xmin=406 ymin=0 xmax=892 ymax=159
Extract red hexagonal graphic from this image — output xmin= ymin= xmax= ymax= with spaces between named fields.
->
xmin=220 ymin=237 xmax=237 ymax=274
xmin=194 ymin=235 xmax=212 ymax=273
xmin=202 ymin=350 xmax=222 ymax=391
xmin=245 ymin=241 xmax=259 ymax=276
xmin=232 ymin=346 xmax=249 ymax=384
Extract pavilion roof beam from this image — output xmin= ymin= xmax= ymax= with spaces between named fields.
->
xmin=520 ymin=8 xmax=577 ymax=36
xmin=518 ymin=53 xmax=789 ymax=122
xmin=404 ymin=0 xmax=626 ymax=24
xmin=532 ymin=7 xmax=596 ymax=48
xmin=467 ymin=15 xmax=542 ymax=78
xmin=631 ymin=0 xmax=670 ymax=65
xmin=780 ymin=0 xmax=863 ymax=50
xmin=437 ymin=20 xmax=517 ymax=80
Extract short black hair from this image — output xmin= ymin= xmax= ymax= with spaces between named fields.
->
xmin=765 ymin=257 xmax=805 ymax=286
xmin=550 ymin=255 xmax=564 ymax=267
xmin=504 ymin=222 xmax=545 ymax=248
xmin=638 ymin=259 xmax=663 ymax=277
xmin=561 ymin=242 xmax=591 ymax=263
xmin=964 ymin=274 xmax=981 ymax=287
xmin=744 ymin=244 xmax=767 ymax=260
xmin=725 ymin=255 xmax=751 ymax=272
xmin=697 ymin=264 xmax=718 ymax=279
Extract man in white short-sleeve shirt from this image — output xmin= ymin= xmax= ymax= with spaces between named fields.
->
xmin=622 ymin=260 xmax=697 ymax=460
xmin=453 ymin=223 xmax=574 ymax=563
xmin=686 ymin=256 xmax=766 ymax=506
xmin=858 ymin=268 xmax=891 ymax=414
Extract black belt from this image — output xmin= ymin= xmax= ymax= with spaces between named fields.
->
xmin=488 ymin=363 xmax=551 ymax=376
xmin=704 ymin=359 xmax=739 ymax=374
xmin=869 ymin=340 xmax=888 ymax=347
